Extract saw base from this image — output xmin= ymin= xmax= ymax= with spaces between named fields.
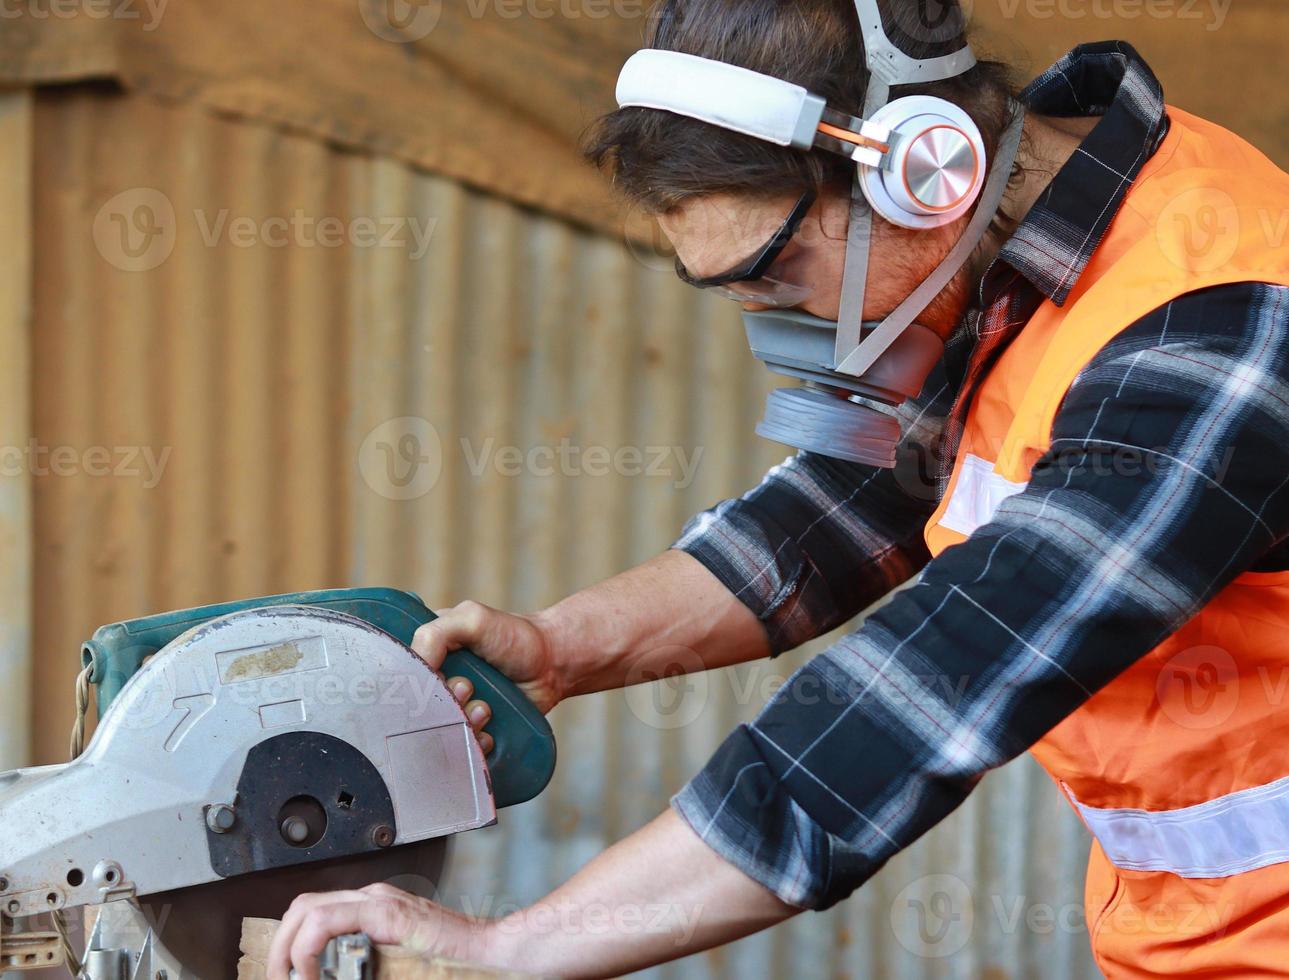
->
xmin=85 ymin=839 xmax=447 ymax=979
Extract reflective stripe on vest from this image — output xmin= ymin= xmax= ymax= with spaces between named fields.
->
xmin=1066 ymin=775 xmax=1289 ymax=878
xmin=939 ymin=453 xmax=1028 ymax=537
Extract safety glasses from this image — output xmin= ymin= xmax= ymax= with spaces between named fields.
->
xmin=674 ymin=188 xmax=818 ymax=308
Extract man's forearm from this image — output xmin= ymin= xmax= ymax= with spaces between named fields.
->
xmin=483 ymin=809 xmax=797 ymax=978
xmin=534 ymin=550 xmax=770 ymax=699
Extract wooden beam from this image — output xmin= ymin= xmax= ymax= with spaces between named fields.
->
xmin=0 ymin=90 xmax=33 ymax=770
xmin=238 ymin=919 xmax=531 ymax=979
xmin=0 ymin=0 xmax=650 ymax=243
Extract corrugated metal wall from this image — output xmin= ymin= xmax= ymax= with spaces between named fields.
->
xmin=26 ymin=85 xmax=1097 ymax=978
xmin=0 ymin=90 xmax=33 ymax=772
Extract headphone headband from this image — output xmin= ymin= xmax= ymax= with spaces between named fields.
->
xmin=615 ymin=50 xmax=827 ymax=151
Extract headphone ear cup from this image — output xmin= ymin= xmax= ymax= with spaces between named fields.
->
xmin=858 ymin=95 xmax=987 ymax=230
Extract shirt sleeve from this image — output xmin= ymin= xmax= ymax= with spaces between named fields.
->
xmin=673 ymin=282 xmax=1289 ymax=910
xmin=672 ymin=398 xmax=948 ymax=655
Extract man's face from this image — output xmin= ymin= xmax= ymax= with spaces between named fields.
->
xmin=657 ymin=188 xmax=972 ymax=336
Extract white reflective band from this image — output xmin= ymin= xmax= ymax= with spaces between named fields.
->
xmin=1068 ymin=776 xmax=1289 ymax=878
xmin=616 ymin=50 xmax=826 ymax=150
xmin=938 ymin=454 xmax=1027 ymax=536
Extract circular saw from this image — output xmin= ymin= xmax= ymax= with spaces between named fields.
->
xmin=0 ymin=589 xmax=557 ymax=978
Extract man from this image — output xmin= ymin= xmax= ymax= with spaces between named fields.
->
xmin=270 ymin=1 xmax=1289 ymax=976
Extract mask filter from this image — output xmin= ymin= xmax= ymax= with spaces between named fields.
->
xmin=744 ymin=310 xmax=944 ymax=467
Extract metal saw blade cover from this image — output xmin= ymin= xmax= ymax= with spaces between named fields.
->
xmin=0 ymin=606 xmax=495 ymax=917
xmin=100 ymin=837 xmax=450 ymax=980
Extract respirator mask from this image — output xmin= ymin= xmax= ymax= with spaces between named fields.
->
xmin=616 ymin=0 xmax=1025 ymax=467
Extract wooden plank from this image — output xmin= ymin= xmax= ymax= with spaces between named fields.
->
xmin=0 ymin=91 xmax=33 ymax=770
xmin=237 ymin=919 xmax=530 ymax=980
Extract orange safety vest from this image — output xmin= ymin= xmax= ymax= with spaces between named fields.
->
xmin=924 ymin=107 xmax=1289 ymax=977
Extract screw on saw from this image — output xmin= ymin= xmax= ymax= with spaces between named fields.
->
xmin=205 ymin=804 xmax=237 ymax=834
xmin=371 ymin=825 xmax=395 ymax=848
xmin=281 ymin=816 xmax=311 ymax=845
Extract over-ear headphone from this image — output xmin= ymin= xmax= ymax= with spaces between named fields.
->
xmin=615 ymin=0 xmax=986 ymax=231
xmin=858 ymin=96 xmax=984 ymax=229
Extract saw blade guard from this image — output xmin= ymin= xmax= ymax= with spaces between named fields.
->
xmin=0 ymin=593 xmax=555 ymax=920
xmin=81 ymin=588 xmax=556 ymax=809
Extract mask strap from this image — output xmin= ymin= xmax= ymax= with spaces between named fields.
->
xmin=833 ymin=103 xmax=1026 ymax=377
xmin=834 ymin=176 xmax=874 ymax=360
xmin=831 ymin=50 xmax=891 ymax=357
xmin=862 ymin=78 xmax=890 ymax=117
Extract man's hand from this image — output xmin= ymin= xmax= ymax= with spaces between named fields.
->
xmin=413 ymin=601 xmax=563 ymax=754
xmin=267 ymin=882 xmax=499 ymax=980
xmin=412 ymin=553 xmax=770 ymax=753
xmin=266 ymin=811 xmax=797 ymax=979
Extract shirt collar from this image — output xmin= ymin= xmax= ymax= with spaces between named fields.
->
xmin=980 ymin=41 xmax=1170 ymax=308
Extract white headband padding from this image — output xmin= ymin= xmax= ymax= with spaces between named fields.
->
xmin=616 ymin=50 xmax=826 ymax=150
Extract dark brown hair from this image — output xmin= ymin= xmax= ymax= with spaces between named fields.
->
xmin=585 ymin=0 xmax=1019 ymax=214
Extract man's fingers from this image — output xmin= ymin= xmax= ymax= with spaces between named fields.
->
xmin=269 ymin=891 xmax=367 ymax=979
xmin=449 ymin=677 xmax=474 ymax=706
xmin=411 ymin=601 xmax=496 ymax=669
xmin=464 ymin=699 xmax=491 ymax=729
xmin=411 ymin=621 xmax=451 ymax=670
xmin=288 ymin=902 xmax=370 ymax=980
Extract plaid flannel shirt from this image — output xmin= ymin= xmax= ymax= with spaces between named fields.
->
xmin=671 ymin=41 xmax=1289 ymax=909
